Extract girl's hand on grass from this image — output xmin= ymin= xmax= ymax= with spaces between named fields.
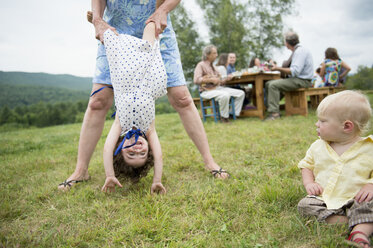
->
xmin=354 ymin=183 xmax=373 ymax=203
xmin=102 ymin=176 xmax=123 ymax=193
xmin=305 ymin=182 xmax=323 ymax=196
xmin=151 ymin=182 xmax=166 ymax=195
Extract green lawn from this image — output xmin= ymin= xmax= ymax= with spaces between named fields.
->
xmin=1 ymin=106 xmax=372 ymax=247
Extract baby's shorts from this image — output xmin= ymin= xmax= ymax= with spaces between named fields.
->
xmin=298 ymin=196 xmax=373 ymax=230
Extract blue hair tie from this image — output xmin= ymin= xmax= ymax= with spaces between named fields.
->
xmin=114 ymin=129 xmax=146 ymax=156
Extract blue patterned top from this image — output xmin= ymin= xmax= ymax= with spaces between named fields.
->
xmin=323 ymin=59 xmax=341 ymax=87
xmin=93 ymin=0 xmax=185 ymax=87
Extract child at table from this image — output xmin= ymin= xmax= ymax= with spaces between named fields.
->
xmin=320 ymin=47 xmax=351 ymax=87
xmin=297 ymin=90 xmax=373 ymax=247
xmin=101 ymin=22 xmax=167 ymax=194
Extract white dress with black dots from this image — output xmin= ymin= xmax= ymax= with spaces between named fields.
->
xmin=104 ymin=29 xmax=167 ymax=136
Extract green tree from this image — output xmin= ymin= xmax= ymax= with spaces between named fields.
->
xmin=170 ymin=2 xmax=206 ymax=83
xmin=346 ymin=65 xmax=373 ymax=90
xmin=197 ymin=0 xmax=295 ymax=67
xmin=0 ymin=106 xmax=12 ymax=124
xmin=196 ymin=0 xmax=248 ymax=69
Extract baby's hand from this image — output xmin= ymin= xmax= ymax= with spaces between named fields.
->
xmin=354 ymin=183 xmax=373 ymax=203
xmin=151 ymin=182 xmax=166 ymax=195
xmin=102 ymin=176 xmax=123 ymax=193
xmin=305 ymin=182 xmax=323 ymax=196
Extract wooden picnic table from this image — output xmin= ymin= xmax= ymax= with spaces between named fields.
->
xmin=225 ymin=72 xmax=281 ymax=119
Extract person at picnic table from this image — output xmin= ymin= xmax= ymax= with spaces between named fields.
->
xmin=58 ymin=0 xmax=230 ymax=191
xmin=297 ymin=90 xmax=373 ymax=248
xmin=265 ymin=31 xmax=314 ymax=120
xmin=249 ymin=57 xmax=261 ymax=68
xmin=193 ymin=45 xmax=245 ymax=124
xmin=320 ymin=47 xmax=351 ymax=87
xmin=214 ymin=53 xmax=231 ymax=80
xmin=226 ymin=52 xmax=237 ymax=76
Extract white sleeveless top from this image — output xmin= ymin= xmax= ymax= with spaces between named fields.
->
xmin=104 ymin=29 xmax=167 ymax=135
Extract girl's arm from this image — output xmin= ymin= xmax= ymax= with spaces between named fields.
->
xmin=147 ymin=120 xmax=166 ymax=194
xmin=339 ymin=61 xmax=351 ymax=79
xmin=301 ymin=168 xmax=323 ymax=196
xmin=319 ymin=62 xmax=326 ymax=78
xmin=102 ymin=116 xmax=123 ymax=192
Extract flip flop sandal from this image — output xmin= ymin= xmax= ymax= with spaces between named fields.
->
xmin=58 ymin=177 xmax=90 ymax=190
xmin=347 ymin=231 xmax=372 ymax=248
xmin=211 ymin=168 xmax=230 ymax=178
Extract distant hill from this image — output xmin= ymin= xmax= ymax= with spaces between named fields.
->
xmin=0 ymin=71 xmax=92 ymax=92
xmin=1 ymin=71 xmax=92 ymax=108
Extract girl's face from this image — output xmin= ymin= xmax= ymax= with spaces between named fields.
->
xmin=315 ymin=113 xmax=343 ymax=142
xmin=121 ymin=136 xmax=149 ymax=168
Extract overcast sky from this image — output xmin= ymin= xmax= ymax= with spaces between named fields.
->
xmin=0 ymin=0 xmax=372 ymax=78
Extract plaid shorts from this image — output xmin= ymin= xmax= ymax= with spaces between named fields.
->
xmin=298 ymin=196 xmax=373 ymax=230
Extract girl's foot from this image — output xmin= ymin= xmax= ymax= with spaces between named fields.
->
xmin=347 ymin=231 xmax=372 ymax=248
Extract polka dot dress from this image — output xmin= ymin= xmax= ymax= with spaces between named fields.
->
xmin=104 ymin=29 xmax=167 ymax=136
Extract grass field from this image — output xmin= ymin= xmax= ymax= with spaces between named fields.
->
xmin=1 ymin=103 xmax=373 ymax=247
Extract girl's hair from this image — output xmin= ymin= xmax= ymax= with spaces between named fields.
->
xmin=317 ymin=90 xmax=372 ymax=135
xmin=249 ymin=57 xmax=259 ymax=68
xmin=325 ymin=47 xmax=340 ymax=60
xmin=216 ymin=53 xmax=228 ymax=66
xmin=113 ymin=136 xmax=154 ymax=183
xmin=202 ymin=44 xmax=217 ymax=61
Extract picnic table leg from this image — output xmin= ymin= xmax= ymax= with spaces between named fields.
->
xmin=255 ymin=75 xmax=265 ymax=119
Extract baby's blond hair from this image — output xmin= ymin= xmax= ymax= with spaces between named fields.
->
xmin=317 ymin=90 xmax=372 ymax=134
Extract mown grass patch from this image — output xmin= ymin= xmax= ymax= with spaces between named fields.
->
xmin=1 ymin=105 xmax=372 ymax=247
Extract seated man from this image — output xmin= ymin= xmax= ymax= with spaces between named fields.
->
xmin=194 ymin=45 xmax=244 ymax=123
xmin=265 ymin=31 xmax=314 ymax=120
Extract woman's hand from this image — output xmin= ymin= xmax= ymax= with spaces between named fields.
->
xmin=151 ymin=182 xmax=166 ymax=194
xmin=102 ymin=176 xmax=123 ymax=193
xmin=93 ymin=18 xmax=118 ymax=43
xmin=145 ymin=9 xmax=167 ymax=38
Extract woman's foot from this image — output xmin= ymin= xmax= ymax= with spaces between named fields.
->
xmin=58 ymin=172 xmax=91 ymax=192
xmin=205 ymin=163 xmax=230 ymax=179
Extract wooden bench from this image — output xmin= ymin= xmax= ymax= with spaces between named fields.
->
xmin=285 ymin=86 xmax=345 ymax=116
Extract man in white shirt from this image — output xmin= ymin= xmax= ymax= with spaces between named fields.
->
xmin=265 ymin=32 xmax=314 ymax=120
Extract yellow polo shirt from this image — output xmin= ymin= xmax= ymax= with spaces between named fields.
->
xmin=298 ymin=135 xmax=373 ymax=209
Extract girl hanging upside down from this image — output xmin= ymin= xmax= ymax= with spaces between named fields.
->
xmin=101 ymin=22 xmax=167 ymax=194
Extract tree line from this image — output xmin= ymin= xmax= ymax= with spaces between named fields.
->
xmin=0 ymin=96 xmax=175 ymax=129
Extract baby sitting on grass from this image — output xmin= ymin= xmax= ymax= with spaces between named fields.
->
xmin=297 ymin=90 xmax=373 ymax=247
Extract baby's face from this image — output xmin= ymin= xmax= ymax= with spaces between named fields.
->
xmin=121 ymin=136 xmax=149 ymax=168
xmin=315 ymin=113 xmax=344 ymax=142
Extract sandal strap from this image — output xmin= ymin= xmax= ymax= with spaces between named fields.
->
xmin=348 ymin=231 xmax=368 ymax=241
xmin=211 ymin=168 xmax=230 ymax=178
xmin=353 ymin=238 xmax=370 ymax=246
xmin=348 ymin=231 xmax=371 ymax=247
xmin=58 ymin=179 xmax=83 ymax=187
